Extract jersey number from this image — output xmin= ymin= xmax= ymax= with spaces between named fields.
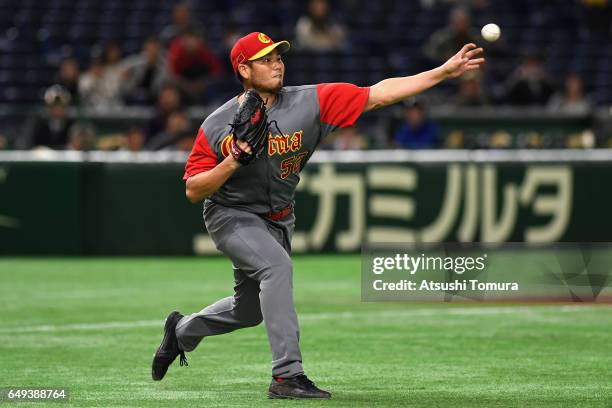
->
xmin=280 ymin=152 xmax=309 ymax=179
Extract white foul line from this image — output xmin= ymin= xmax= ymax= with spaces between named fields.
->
xmin=0 ymin=305 xmax=605 ymax=335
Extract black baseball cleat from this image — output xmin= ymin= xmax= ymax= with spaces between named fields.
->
xmin=268 ymin=374 xmax=331 ymax=399
xmin=151 ymin=311 xmax=188 ymax=381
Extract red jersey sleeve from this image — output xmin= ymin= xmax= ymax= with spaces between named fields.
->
xmin=316 ymin=83 xmax=370 ymax=128
xmin=183 ymin=127 xmax=218 ymax=180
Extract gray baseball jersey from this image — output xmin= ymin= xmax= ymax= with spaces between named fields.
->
xmin=178 ymin=83 xmax=370 ymax=378
xmin=183 ymin=83 xmax=370 ymax=213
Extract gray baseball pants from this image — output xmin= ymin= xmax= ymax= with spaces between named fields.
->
xmin=175 ymin=201 xmax=303 ymax=378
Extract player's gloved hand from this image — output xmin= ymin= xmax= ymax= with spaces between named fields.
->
xmin=229 ymin=89 xmax=270 ymax=165
xmin=230 ymin=139 xmax=252 ymax=164
xmin=229 ymin=136 xmax=261 ymax=166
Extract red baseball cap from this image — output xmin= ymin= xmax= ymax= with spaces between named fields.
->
xmin=230 ymin=32 xmax=290 ymax=74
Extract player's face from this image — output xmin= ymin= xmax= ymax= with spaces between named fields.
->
xmin=245 ymin=50 xmax=284 ymax=93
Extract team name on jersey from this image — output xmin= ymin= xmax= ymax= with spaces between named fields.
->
xmin=219 ymin=130 xmax=303 ymax=158
xmin=268 ymin=130 xmax=303 ymax=156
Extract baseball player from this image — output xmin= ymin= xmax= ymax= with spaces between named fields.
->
xmin=152 ymin=32 xmax=484 ymax=399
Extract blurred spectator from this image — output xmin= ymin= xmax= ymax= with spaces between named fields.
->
xmin=393 ymin=100 xmax=440 ymax=149
xmin=548 ymin=73 xmax=592 ymax=113
xmin=120 ymin=37 xmax=166 ymax=104
xmin=102 ymin=41 xmax=126 ymax=95
xmin=294 ymin=0 xmax=347 ymax=52
xmin=455 ymin=73 xmax=489 ymax=106
xmin=146 ymin=110 xmax=192 ymax=150
xmin=332 ymin=126 xmax=368 ymax=149
xmin=523 ymin=131 xmax=544 ymax=149
xmin=445 ymin=130 xmax=465 ymax=148
xmin=56 ymin=58 xmax=80 ymax=105
xmin=566 ymin=129 xmax=596 ymax=148
xmin=220 ymin=26 xmax=245 ymax=74
xmin=160 ymin=3 xmax=204 ymax=46
xmin=79 ymin=42 xmax=125 ymax=108
xmin=175 ymin=132 xmax=196 ymax=152
xmin=0 ymin=133 xmax=7 ymax=150
xmin=223 ymin=24 xmax=242 ymax=52
xmin=420 ymin=0 xmax=491 ymax=9
xmin=167 ymin=31 xmax=222 ymax=104
xmin=504 ymin=51 xmax=556 ymax=105
xmin=580 ymin=0 xmax=612 ymax=36
xmin=67 ymin=122 xmax=96 ymax=151
xmin=489 ymin=130 xmax=512 ymax=148
xmin=124 ymin=126 xmax=146 ymax=152
xmin=78 ymin=57 xmax=105 ymax=106
xmin=20 ymin=85 xmax=74 ymax=149
xmin=423 ymin=7 xmax=479 ymax=63
xmin=146 ymin=84 xmax=182 ymax=141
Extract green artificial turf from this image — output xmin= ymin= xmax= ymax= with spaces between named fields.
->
xmin=0 ymin=256 xmax=610 ymax=407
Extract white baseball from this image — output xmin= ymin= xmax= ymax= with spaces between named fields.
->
xmin=481 ymin=23 xmax=501 ymax=42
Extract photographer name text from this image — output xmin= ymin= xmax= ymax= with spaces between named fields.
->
xmin=372 ymin=279 xmax=519 ymax=291
xmin=370 ymin=254 xmax=519 ymax=292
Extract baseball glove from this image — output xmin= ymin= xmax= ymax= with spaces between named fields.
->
xmin=228 ymin=90 xmax=270 ymax=165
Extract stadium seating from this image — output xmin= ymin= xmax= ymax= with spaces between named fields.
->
xmin=0 ymin=0 xmax=610 ymax=106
